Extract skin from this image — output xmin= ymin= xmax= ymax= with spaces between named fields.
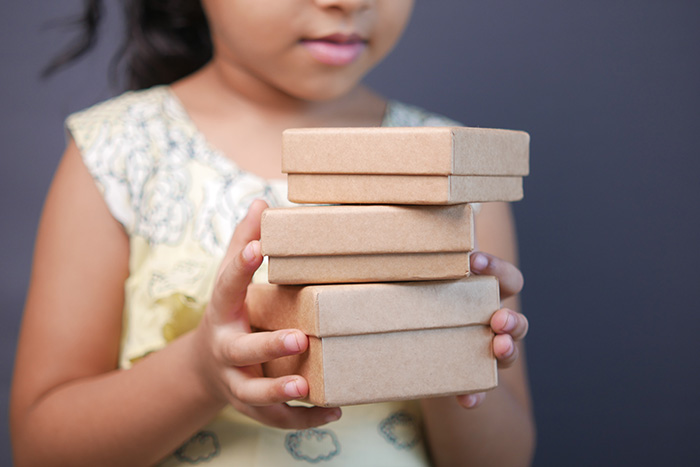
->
xmin=10 ymin=0 xmax=534 ymax=465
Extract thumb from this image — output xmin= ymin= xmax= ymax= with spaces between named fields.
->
xmin=210 ymin=200 xmax=267 ymax=322
xmin=227 ymin=199 xmax=268 ymax=256
xmin=470 ymin=252 xmax=524 ymax=300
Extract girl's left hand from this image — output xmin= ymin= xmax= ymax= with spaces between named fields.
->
xmin=456 ymin=252 xmax=529 ymax=409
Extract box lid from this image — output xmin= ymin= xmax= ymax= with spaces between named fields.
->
xmin=247 ymin=275 xmax=500 ymax=337
xmin=261 ymin=204 xmax=473 ymax=256
xmin=282 ymin=127 xmax=529 ymax=176
xmin=287 ymin=174 xmax=523 ymax=205
xmin=267 ymin=252 xmax=470 ymax=285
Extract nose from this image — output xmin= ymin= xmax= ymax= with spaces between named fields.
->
xmin=313 ymin=0 xmax=372 ymax=13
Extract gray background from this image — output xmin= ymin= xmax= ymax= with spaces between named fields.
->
xmin=2 ymin=1 xmax=699 ymax=465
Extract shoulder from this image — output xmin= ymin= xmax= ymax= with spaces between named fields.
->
xmin=382 ymin=101 xmax=463 ymax=127
xmin=65 ymin=86 xmax=177 ymax=151
xmin=66 ymin=85 xmax=171 ymax=126
xmin=63 ymin=86 xmax=186 ymax=233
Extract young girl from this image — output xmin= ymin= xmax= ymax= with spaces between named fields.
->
xmin=10 ymin=0 xmax=534 ymax=465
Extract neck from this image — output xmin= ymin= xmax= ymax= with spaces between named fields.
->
xmin=177 ymin=60 xmax=384 ymax=128
xmin=167 ymin=59 xmax=388 ymax=179
xmin=209 ymin=59 xmax=309 ymax=114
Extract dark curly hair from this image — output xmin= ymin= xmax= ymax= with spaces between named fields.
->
xmin=44 ymin=0 xmax=212 ymax=90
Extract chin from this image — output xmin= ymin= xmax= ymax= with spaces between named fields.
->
xmin=287 ymin=77 xmax=363 ymax=102
xmin=270 ymin=60 xmax=368 ymax=101
xmin=296 ymin=88 xmax=352 ymax=102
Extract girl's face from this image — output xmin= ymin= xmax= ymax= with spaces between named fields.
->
xmin=201 ymin=0 xmax=415 ymax=101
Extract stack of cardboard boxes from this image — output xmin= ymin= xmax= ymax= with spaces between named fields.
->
xmin=247 ymin=127 xmax=529 ymax=407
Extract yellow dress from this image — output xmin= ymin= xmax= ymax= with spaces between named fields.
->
xmin=66 ymin=86 xmax=462 ymax=466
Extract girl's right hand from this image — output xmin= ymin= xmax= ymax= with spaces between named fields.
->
xmin=190 ymin=199 xmax=341 ymax=429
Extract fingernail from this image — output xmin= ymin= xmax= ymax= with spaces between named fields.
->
xmin=471 ymin=253 xmax=488 ymax=272
xmin=504 ymin=311 xmax=516 ymax=332
xmin=325 ymin=409 xmax=341 ymax=424
xmin=501 ymin=339 xmax=515 ymax=359
xmin=464 ymin=394 xmax=478 ymax=408
xmin=284 ymin=380 xmax=302 ymax=398
xmin=242 ymin=242 xmax=256 ymax=263
xmin=283 ymin=332 xmax=301 ymax=352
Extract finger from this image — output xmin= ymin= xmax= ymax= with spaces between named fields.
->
xmin=456 ymin=392 xmax=487 ymax=409
xmin=219 ymin=329 xmax=308 ymax=367
xmin=470 ymin=252 xmax=524 ymax=299
xmin=490 ymin=308 xmax=529 ymax=341
xmin=231 ymin=373 xmax=311 ymax=406
xmin=228 ymin=199 xmax=268 ymax=258
xmin=214 ymin=199 xmax=268 ymax=284
xmin=210 ymin=240 xmax=263 ymax=322
xmin=493 ymin=334 xmax=519 ymax=368
xmin=209 ymin=200 xmax=268 ymax=321
xmin=232 ymin=402 xmax=343 ymax=430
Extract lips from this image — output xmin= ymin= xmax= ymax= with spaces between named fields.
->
xmin=301 ymin=33 xmax=367 ymax=66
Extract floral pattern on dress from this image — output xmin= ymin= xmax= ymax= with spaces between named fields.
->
xmin=193 ymin=171 xmax=270 ymax=256
xmin=378 ymin=411 xmax=422 ymax=450
xmin=174 ymin=431 xmax=221 ymax=464
xmin=285 ymin=428 xmax=341 ymax=463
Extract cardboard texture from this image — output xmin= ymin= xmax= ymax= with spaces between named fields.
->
xmin=266 ymin=327 xmax=495 ymax=406
xmin=282 ymin=127 xmax=530 ymax=176
xmin=260 ymin=204 xmax=473 ymax=256
xmin=287 ymin=174 xmax=523 ymax=205
xmin=247 ymin=276 xmax=499 ymax=406
xmin=248 ymin=276 xmax=498 ymax=335
xmin=267 ymin=252 xmax=470 ymax=284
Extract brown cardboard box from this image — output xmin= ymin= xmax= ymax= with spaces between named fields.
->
xmin=246 ymin=276 xmax=499 ymax=406
xmin=267 ymin=252 xmax=470 ymax=284
xmin=282 ymin=127 xmax=530 ymax=176
xmin=261 ymin=204 xmax=473 ymax=256
xmin=287 ymin=173 xmax=523 ymax=205
xmin=261 ymin=204 xmax=474 ymax=283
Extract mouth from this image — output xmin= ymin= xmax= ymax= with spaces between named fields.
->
xmin=300 ymin=33 xmax=368 ymax=66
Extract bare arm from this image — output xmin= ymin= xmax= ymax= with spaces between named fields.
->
xmin=10 ymin=141 xmax=225 ymax=465
xmin=420 ymin=202 xmax=536 ymax=467
xmin=10 ymin=142 xmax=337 ymax=466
